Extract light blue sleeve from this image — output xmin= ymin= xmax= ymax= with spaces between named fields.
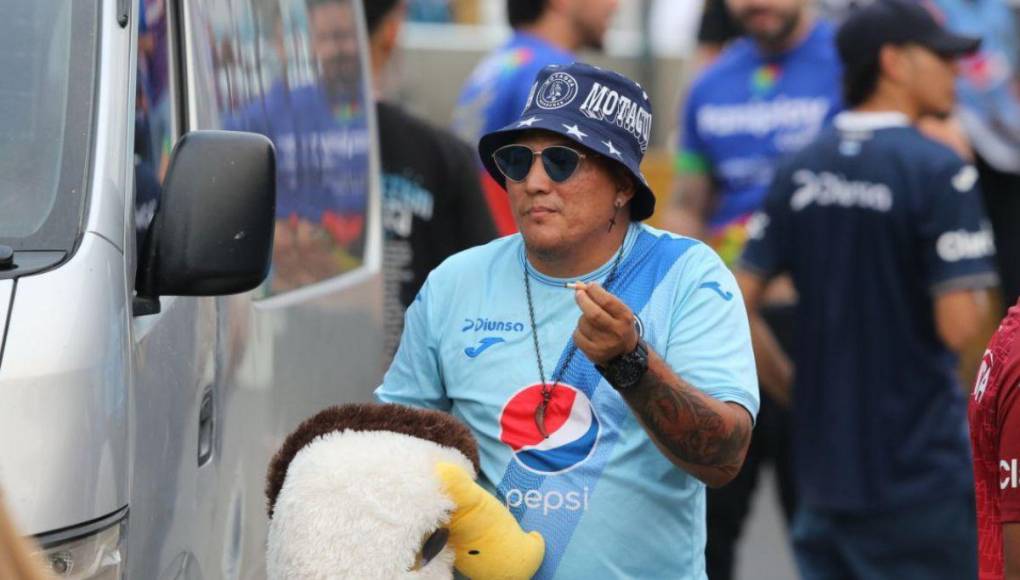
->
xmin=375 ymin=278 xmax=451 ymax=411
xmin=663 ymin=244 xmax=760 ymax=421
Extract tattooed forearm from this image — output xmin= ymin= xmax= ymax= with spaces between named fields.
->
xmin=621 ymin=351 xmax=752 ymax=485
xmin=641 ymin=376 xmax=748 ymax=465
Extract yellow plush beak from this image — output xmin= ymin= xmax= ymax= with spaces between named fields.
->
xmin=435 ymin=462 xmax=545 ymax=580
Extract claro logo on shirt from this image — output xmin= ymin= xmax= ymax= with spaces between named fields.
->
xmin=1001 ymin=458 xmax=1020 ymax=490
xmin=936 ymin=226 xmax=995 ymax=263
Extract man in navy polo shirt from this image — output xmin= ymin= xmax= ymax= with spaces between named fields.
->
xmin=666 ymin=0 xmax=843 ymax=577
xmin=737 ymin=1 xmax=997 ymax=577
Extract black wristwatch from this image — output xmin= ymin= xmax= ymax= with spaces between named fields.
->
xmin=597 ymin=340 xmax=649 ymax=391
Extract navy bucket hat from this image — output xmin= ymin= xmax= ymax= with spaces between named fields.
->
xmin=478 ymin=62 xmax=656 ymax=221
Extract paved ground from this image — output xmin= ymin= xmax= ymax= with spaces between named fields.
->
xmin=735 ymin=466 xmax=798 ymax=580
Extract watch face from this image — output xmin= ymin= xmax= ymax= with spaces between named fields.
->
xmin=614 ymin=362 xmax=644 ymax=389
xmin=609 ymin=342 xmax=648 ymax=390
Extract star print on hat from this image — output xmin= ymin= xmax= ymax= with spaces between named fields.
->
xmin=477 ymin=62 xmax=657 ymax=221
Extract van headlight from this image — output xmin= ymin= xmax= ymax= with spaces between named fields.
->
xmin=36 ymin=510 xmax=126 ymax=580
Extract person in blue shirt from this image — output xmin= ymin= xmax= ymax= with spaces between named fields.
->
xmin=737 ymin=1 xmax=996 ymax=577
xmin=452 ymin=0 xmax=619 ymax=236
xmin=226 ymin=0 xmax=372 ymax=293
xmin=666 ymin=1 xmax=843 ymax=577
xmin=379 ymin=63 xmax=759 ymax=579
xmin=668 ymin=0 xmax=842 ymax=260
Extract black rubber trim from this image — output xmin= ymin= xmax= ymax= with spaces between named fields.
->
xmin=0 ymin=280 xmax=14 ymax=375
xmin=35 ymin=506 xmax=129 ymax=549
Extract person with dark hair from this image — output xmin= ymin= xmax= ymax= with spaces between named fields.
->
xmin=693 ymin=0 xmax=742 ymax=70
xmin=507 ymin=0 xmax=548 ymax=28
xmin=737 ymin=1 xmax=996 ymax=577
xmin=379 ymin=62 xmax=759 ymax=578
xmin=452 ymin=0 xmax=619 ymax=236
xmin=362 ymin=0 xmax=497 ymax=357
xmin=665 ymin=1 xmax=842 ymax=578
xmin=841 ymin=54 xmax=879 ymax=107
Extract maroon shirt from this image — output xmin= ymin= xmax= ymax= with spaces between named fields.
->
xmin=971 ymin=299 xmax=1020 ymax=579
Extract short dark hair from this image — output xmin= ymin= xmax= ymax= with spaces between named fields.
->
xmin=842 ymin=56 xmax=881 ymax=108
xmin=507 ymin=0 xmax=549 ymax=28
xmin=361 ymin=0 xmax=402 ymax=34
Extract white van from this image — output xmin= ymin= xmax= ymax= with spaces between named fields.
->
xmin=0 ymin=0 xmax=382 ymax=577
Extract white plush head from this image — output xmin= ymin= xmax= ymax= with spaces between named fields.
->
xmin=265 ymin=405 xmax=479 ymax=580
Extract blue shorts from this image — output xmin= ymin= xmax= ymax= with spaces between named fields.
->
xmin=792 ymin=495 xmax=977 ymax=580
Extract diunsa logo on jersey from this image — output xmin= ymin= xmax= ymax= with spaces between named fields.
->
xmin=535 ymin=72 xmax=579 ymax=110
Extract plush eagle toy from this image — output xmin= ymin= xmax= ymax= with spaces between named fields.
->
xmin=265 ymin=403 xmax=545 ymax=579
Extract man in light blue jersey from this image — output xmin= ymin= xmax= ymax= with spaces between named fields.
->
xmin=452 ymin=0 xmax=618 ymax=236
xmin=378 ymin=62 xmax=759 ymax=578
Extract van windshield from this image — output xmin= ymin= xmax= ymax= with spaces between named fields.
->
xmin=0 ymin=1 xmax=98 ymax=253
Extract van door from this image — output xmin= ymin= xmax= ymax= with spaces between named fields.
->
xmin=176 ymin=0 xmax=383 ymax=576
xmin=128 ymin=2 xmax=226 ymax=578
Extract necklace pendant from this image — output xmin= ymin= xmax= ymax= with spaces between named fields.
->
xmin=535 ymin=401 xmax=549 ymax=439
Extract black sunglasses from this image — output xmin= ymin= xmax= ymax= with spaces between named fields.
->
xmin=492 ymin=144 xmax=589 ymax=184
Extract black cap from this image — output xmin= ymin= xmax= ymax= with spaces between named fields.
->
xmin=837 ymin=0 xmax=981 ymax=68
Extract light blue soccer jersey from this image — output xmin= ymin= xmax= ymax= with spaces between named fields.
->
xmin=377 ymin=223 xmax=759 ymax=579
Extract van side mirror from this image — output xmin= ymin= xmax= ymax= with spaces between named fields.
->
xmin=135 ymin=130 xmax=276 ymax=315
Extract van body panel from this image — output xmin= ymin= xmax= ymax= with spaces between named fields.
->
xmin=87 ymin=0 xmax=134 ymax=254
xmin=126 ymin=290 xmax=218 ymax=579
xmin=1 ymin=1 xmax=385 ymax=577
xmin=0 ymin=233 xmax=129 ymax=535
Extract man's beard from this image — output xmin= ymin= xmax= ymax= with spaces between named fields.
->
xmin=320 ymin=59 xmax=360 ymax=102
xmin=738 ymin=8 xmax=802 ymax=49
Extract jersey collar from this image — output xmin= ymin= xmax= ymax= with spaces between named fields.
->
xmin=835 ymin=111 xmax=911 ymax=132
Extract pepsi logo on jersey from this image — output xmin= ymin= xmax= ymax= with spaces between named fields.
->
xmin=499 ymin=384 xmax=600 ymax=475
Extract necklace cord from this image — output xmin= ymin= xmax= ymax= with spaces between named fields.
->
xmin=525 ymin=238 xmax=627 ymax=438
